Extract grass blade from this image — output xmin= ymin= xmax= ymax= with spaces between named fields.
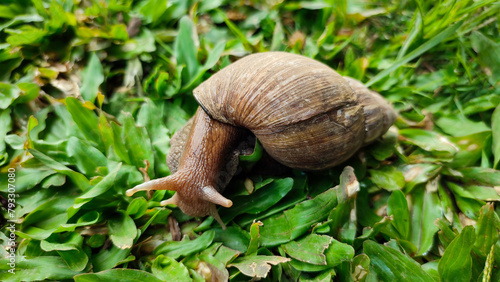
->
xmin=366 ymin=20 xmax=463 ymax=87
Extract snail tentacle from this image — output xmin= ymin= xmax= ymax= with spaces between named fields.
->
xmin=201 ymin=185 xmax=233 ymax=208
xmin=125 ymin=176 xmax=177 ymax=196
xmin=160 ymin=193 xmax=179 ymax=206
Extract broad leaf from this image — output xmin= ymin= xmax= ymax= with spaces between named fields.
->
xmin=282 ymin=234 xmax=333 ymax=265
xmin=75 ymin=269 xmax=162 ymax=282
xmin=438 ymin=226 xmax=476 ymax=282
xmin=259 ymin=187 xmax=338 ymax=247
xmin=154 ymin=230 xmax=215 ymax=259
xmin=364 ymin=240 xmax=435 ymax=281
xmin=151 ymin=255 xmax=191 ymax=282
xmin=108 ymin=211 xmax=137 ymax=249
xmin=229 ymin=255 xmax=290 ymax=279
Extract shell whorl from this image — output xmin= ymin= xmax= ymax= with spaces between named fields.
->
xmin=342 ymin=77 xmax=397 ymax=144
xmin=193 ymin=52 xmax=395 ymax=170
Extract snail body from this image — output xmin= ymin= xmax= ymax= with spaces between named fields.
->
xmin=127 ymin=52 xmax=396 ymax=227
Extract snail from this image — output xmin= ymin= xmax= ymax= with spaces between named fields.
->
xmin=126 ymin=52 xmax=396 ymax=227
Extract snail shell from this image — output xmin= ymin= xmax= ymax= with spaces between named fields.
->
xmin=193 ymin=52 xmax=396 ymax=170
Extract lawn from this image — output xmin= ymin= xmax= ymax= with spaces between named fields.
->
xmin=1 ymin=0 xmax=500 ymax=281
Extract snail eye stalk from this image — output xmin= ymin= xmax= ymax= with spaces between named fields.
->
xmin=201 ymin=185 xmax=233 ymax=208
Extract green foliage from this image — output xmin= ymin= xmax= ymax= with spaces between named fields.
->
xmin=1 ymin=0 xmax=500 ymax=281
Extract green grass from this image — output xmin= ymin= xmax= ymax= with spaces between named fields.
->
xmin=1 ymin=0 xmax=500 ymax=281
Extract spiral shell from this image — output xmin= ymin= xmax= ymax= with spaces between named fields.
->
xmin=193 ymin=52 xmax=395 ymax=170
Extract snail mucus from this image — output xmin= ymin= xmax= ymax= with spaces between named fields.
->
xmin=126 ymin=52 xmax=397 ymax=228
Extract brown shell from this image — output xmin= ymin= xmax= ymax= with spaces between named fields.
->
xmin=342 ymin=76 xmax=397 ymax=144
xmin=193 ymin=52 xmax=395 ymax=170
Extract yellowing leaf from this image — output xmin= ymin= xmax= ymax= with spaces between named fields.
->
xmin=229 ymin=255 xmax=290 ymax=278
